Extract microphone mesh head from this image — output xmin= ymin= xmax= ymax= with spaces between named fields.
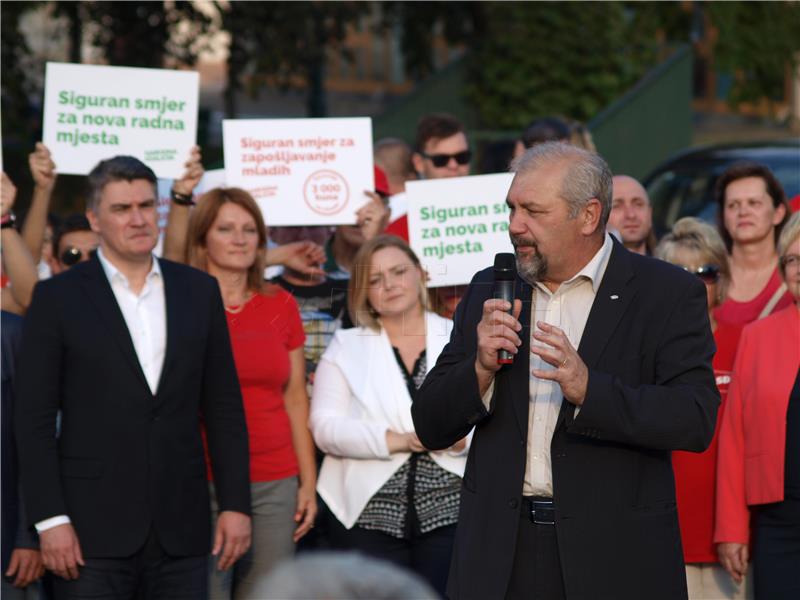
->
xmin=494 ymin=252 xmax=516 ymax=280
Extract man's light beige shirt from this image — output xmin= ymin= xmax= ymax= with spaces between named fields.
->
xmin=482 ymin=233 xmax=613 ymax=496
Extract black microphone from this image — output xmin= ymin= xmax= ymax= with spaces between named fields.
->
xmin=493 ymin=253 xmax=517 ymax=365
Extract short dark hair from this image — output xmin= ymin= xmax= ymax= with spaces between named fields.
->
xmin=521 ymin=116 xmax=571 ymax=149
xmin=714 ymin=161 xmax=789 ymax=251
xmin=374 ymin=137 xmax=415 ymax=181
xmin=47 ymin=212 xmax=62 ymax=231
xmin=415 ymin=113 xmax=465 ymax=152
xmin=87 ymin=156 xmax=157 ymax=211
xmin=53 ymin=213 xmax=92 ymax=257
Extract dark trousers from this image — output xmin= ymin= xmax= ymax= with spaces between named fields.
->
xmin=329 ymin=518 xmax=456 ymax=598
xmin=753 ymin=497 xmax=800 ymax=600
xmin=53 ymin=528 xmax=207 ymax=600
xmin=505 ymin=499 xmax=566 ymax=600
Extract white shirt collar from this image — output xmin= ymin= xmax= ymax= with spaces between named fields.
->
xmin=97 ymin=247 xmax=162 ymax=287
xmin=570 ymin=232 xmax=613 ymax=293
xmin=552 ymin=232 xmax=614 ymax=294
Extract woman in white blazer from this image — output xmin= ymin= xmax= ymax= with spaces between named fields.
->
xmin=310 ymin=235 xmax=468 ymax=596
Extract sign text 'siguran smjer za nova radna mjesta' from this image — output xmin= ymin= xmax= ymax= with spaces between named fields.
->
xmin=417 ymin=202 xmax=509 ymax=258
xmin=54 ymin=91 xmax=188 ymax=147
xmin=407 ymin=173 xmax=514 ymax=287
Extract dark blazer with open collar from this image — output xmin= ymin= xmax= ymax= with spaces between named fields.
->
xmin=413 ymin=237 xmax=719 ymax=600
xmin=2 ymin=310 xmax=38 ymax=575
xmin=15 ymin=255 xmax=250 ymax=558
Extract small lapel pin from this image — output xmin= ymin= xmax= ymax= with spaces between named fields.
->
xmin=610 ymin=294 xmax=619 ymax=300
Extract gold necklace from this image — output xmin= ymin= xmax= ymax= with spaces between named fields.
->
xmin=224 ymin=292 xmax=253 ymax=314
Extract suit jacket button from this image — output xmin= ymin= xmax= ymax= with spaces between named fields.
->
xmin=508 ymin=499 xmax=519 ymax=509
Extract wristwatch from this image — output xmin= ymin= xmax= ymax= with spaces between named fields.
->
xmin=170 ymin=189 xmax=194 ymax=206
xmin=0 ymin=211 xmax=16 ymax=229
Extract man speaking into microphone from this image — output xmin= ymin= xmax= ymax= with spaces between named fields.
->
xmin=412 ymin=142 xmax=719 ymax=600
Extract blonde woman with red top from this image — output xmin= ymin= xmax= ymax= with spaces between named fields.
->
xmin=715 ymin=211 xmax=800 ymax=600
xmin=655 ymin=218 xmax=751 ymax=599
xmin=185 ymin=188 xmax=317 ymax=599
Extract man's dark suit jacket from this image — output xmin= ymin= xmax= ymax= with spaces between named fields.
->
xmin=15 ymin=256 xmax=251 ymax=558
xmin=2 ymin=311 xmax=38 ymax=575
xmin=412 ymin=239 xmax=720 ymax=600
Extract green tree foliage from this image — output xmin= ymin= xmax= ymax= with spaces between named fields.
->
xmin=463 ymin=1 xmax=670 ymax=129
xmin=86 ymin=1 xmax=212 ymax=68
xmin=0 ymin=2 xmax=38 ymax=112
xmin=1 ymin=1 xmax=46 ymax=176
xmin=381 ymin=1 xmax=485 ymax=79
xmin=221 ymin=1 xmax=367 ymax=117
xmin=1 ymin=1 xmax=212 ymax=215
xmin=382 ymin=1 xmax=690 ymax=129
xmin=708 ymin=1 xmax=800 ymax=111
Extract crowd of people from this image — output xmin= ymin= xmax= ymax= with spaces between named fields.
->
xmin=1 ymin=112 xmax=798 ymax=600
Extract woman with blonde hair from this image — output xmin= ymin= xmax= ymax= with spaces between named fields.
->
xmin=716 ymin=212 xmax=800 ymax=600
xmin=655 ymin=217 xmax=751 ymax=599
xmin=309 ymin=234 xmax=467 ymax=597
xmin=185 ymin=187 xmax=317 ymax=599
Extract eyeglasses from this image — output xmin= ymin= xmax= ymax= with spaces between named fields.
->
xmin=420 ymin=150 xmax=472 ymax=168
xmin=681 ymin=264 xmax=720 ymax=284
xmin=61 ymin=246 xmax=97 ymax=267
xmin=780 ymin=254 xmax=800 ymax=271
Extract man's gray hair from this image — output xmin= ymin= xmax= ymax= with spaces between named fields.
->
xmin=510 ymin=141 xmax=612 ymax=227
xmin=260 ymin=552 xmax=440 ymax=599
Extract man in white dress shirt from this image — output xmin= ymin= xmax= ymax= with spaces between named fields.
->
xmin=15 ymin=156 xmax=252 ymax=599
xmin=413 ymin=142 xmax=719 ymax=599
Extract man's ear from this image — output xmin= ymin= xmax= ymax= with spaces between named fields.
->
xmin=411 ymin=152 xmax=425 ymax=177
xmin=49 ymin=255 xmax=63 ymax=275
xmin=581 ymin=198 xmax=603 ymax=236
xmin=86 ymin=209 xmax=101 ymax=234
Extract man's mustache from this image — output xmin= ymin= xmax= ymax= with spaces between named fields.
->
xmin=511 ymin=235 xmax=537 ymax=249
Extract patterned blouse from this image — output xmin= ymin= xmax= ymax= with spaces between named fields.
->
xmin=355 ymin=349 xmax=462 ymax=538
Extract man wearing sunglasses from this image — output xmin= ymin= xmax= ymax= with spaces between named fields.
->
xmin=49 ymin=215 xmax=99 ymax=274
xmin=411 ymin=113 xmax=472 ymax=180
xmin=407 ymin=114 xmax=472 ymax=317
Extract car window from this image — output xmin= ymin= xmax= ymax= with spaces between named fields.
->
xmin=771 ymin=162 xmax=800 ymax=199
xmin=647 ymin=156 xmax=800 ymax=237
xmin=648 ymin=169 xmax=716 ymax=235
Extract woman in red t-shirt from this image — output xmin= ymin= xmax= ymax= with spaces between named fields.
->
xmin=714 ymin=162 xmax=792 ymax=336
xmin=186 ymin=188 xmax=317 ymax=599
xmin=655 ymin=217 xmax=749 ymax=599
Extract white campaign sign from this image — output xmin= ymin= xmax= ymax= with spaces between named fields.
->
xmin=222 ymin=118 xmax=373 ymax=226
xmin=155 ymin=169 xmax=227 ymax=236
xmin=407 ymin=173 xmax=515 ymax=287
xmin=195 ymin=168 xmax=227 ymax=195
xmin=153 ymin=169 xmax=228 ymax=257
xmin=43 ymin=62 xmax=198 ymax=178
